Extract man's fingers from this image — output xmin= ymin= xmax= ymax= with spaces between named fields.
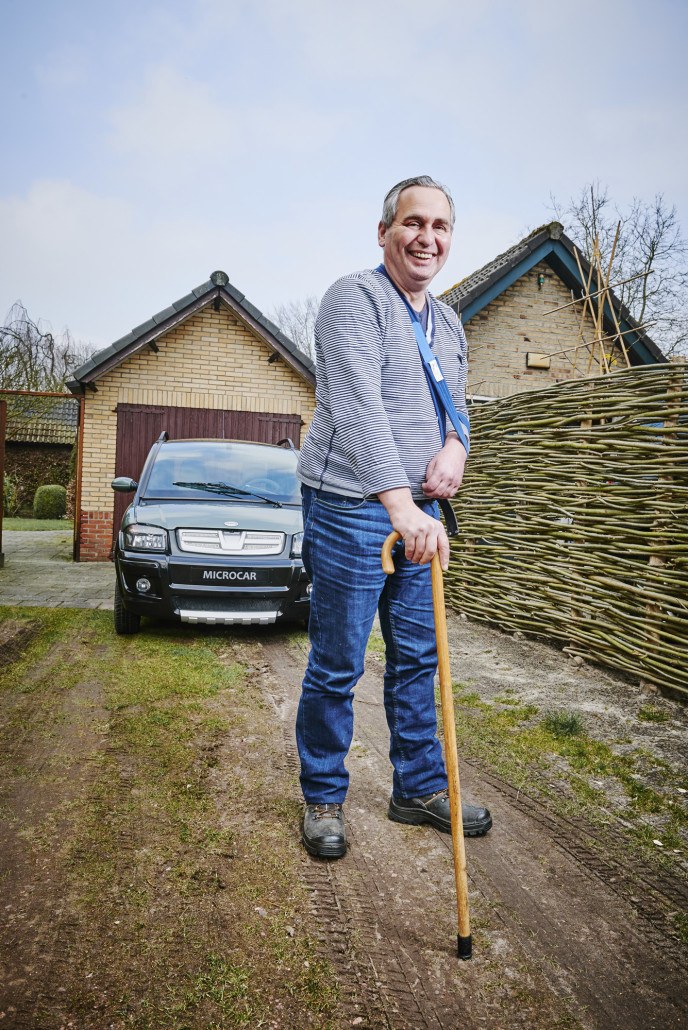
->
xmin=438 ymin=531 xmax=450 ymax=571
xmin=422 ymin=475 xmax=460 ymax=498
xmin=403 ymin=522 xmax=447 ymax=567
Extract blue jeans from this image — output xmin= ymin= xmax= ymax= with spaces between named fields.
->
xmin=296 ymin=485 xmax=447 ymax=804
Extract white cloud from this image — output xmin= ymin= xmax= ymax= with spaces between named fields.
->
xmin=0 ymin=178 xmax=360 ymax=347
xmin=0 ymin=180 xmax=214 ymax=344
xmin=108 ymin=66 xmax=222 ymax=164
xmin=107 ymin=64 xmax=341 ymax=181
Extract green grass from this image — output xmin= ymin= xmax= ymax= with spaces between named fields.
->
xmin=2 ymin=517 xmax=73 ymax=531
xmin=366 ymin=629 xmax=386 ymax=655
xmin=542 ymin=710 xmax=586 ymax=738
xmin=450 ymin=684 xmax=688 ymax=867
xmin=672 ymin=911 xmax=688 ymax=946
xmin=637 ymin=705 xmax=670 ymax=724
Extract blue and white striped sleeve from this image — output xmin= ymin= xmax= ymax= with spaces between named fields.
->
xmin=315 ymin=275 xmax=410 ymax=495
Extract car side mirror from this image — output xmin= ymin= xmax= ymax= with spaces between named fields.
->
xmin=111 ymin=477 xmax=138 ymax=493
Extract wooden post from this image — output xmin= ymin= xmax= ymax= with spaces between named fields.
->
xmin=72 ymin=392 xmax=86 ymax=562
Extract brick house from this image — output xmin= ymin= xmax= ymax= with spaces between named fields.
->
xmin=67 ymin=271 xmax=315 ymax=561
xmin=440 ymin=222 xmax=666 ymax=401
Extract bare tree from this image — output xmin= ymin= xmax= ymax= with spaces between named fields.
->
xmin=0 ymin=302 xmax=94 ymax=391
xmin=269 ymin=295 xmax=320 ymax=362
xmin=550 ymin=182 xmax=688 ymax=357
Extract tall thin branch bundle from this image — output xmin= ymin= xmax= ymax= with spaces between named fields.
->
xmin=445 ymin=364 xmax=688 ymax=696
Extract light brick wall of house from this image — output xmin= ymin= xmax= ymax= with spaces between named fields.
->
xmin=463 ymin=262 xmax=627 ymax=398
xmin=78 ymin=302 xmax=315 ymax=560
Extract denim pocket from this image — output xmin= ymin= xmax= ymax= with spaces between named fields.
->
xmin=314 ymin=490 xmax=368 ymax=512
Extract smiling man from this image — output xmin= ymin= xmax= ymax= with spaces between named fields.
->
xmin=296 ymin=176 xmax=492 ymax=859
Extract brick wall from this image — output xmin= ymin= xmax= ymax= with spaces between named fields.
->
xmin=463 ymin=262 xmax=628 ymax=399
xmin=78 ymin=302 xmax=315 ymax=560
xmin=80 ymin=509 xmax=114 ymax=561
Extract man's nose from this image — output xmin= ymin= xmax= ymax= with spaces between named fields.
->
xmin=416 ymin=222 xmax=432 ymax=246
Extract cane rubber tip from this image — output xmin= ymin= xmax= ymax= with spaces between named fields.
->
xmin=457 ymin=933 xmax=472 ymax=960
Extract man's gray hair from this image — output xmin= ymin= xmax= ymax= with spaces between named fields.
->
xmin=381 ymin=175 xmax=455 ymax=229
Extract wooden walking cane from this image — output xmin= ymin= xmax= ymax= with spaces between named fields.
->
xmin=381 ymin=531 xmax=472 ymax=960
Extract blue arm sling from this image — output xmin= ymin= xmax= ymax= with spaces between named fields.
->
xmin=377 ymin=264 xmax=470 ymax=455
xmin=377 ymin=265 xmax=469 ymax=536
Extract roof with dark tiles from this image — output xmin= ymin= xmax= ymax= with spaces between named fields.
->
xmin=439 ymin=222 xmax=665 ymax=365
xmin=5 ymin=395 xmax=79 ymax=445
xmin=67 ymin=272 xmax=314 ymax=393
xmin=440 ymin=223 xmax=563 ymax=310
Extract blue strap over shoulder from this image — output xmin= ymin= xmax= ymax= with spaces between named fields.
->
xmin=377 ymin=265 xmax=470 ymax=455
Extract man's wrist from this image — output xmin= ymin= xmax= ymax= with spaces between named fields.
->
xmin=377 ymin=487 xmax=417 ymax=521
xmin=444 ymin=432 xmax=468 ymax=458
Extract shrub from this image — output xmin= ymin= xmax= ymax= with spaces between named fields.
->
xmin=3 ymin=473 xmax=23 ymax=517
xmin=33 ymin=484 xmax=67 ymax=520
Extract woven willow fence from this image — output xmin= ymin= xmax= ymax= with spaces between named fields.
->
xmin=445 ymin=364 xmax=688 ymax=697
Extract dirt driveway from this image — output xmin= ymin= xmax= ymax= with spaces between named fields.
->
xmin=263 ymin=626 xmax=687 ymax=1029
xmin=0 ymin=543 xmax=686 ymax=1027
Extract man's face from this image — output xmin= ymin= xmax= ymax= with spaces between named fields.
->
xmin=378 ymin=186 xmax=453 ymax=298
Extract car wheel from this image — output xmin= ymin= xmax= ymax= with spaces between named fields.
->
xmin=114 ymin=580 xmax=141 ymax=635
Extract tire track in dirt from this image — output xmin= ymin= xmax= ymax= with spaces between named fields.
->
xmin=275 ymin=687 xmax=439 ymax=1027
xmin=259 ymin=631 xmax=687 ymax=1030
xmin=465 ymin=758 xmax=688 ymax=959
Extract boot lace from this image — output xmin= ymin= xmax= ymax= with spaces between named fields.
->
xmin=312 ymin=803 xmax=342 ymax=820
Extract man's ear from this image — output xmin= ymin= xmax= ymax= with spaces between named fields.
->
xmin=377 ymin=221 xmax=387 ymax=248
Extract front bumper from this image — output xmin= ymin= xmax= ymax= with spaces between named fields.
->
xmin=115 ymin=551 xmax=310 ymax=626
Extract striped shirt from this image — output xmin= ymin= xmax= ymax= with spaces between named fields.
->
xmin=297 ymin=266 xmax=469 ymax=499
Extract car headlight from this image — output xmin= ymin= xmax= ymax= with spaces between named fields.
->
xmin=123 ymin=524 xmax=167 ymax=551
xmin=291 ymin=532 xmax=304 ymax=558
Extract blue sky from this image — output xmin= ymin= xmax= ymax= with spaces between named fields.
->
xmin=2 ymin=0 xmax=687 ymax=349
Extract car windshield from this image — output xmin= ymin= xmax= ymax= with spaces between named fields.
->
xmin=142 ymin=441 xmax=301 ymax=504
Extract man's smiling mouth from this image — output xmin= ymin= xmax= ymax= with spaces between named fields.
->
xmin=409 ymin=251 xmax=435 ymax=260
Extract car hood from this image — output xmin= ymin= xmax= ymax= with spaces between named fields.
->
xmin=128 ymin=500 xmax=303 ymax=534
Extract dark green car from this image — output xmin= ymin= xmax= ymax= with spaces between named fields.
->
xmin=111 ymin=435 xmax=310 ymax=634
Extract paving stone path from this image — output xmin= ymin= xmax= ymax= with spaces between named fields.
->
xmin=0 ymin=531 xmax=114 ymax=609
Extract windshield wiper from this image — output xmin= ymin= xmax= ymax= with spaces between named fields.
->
xmin=172 ymin=481 xmax=282 ymax=507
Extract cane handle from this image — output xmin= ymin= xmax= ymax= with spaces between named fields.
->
xmin=381 ymin=530 xmax=402 ymax=574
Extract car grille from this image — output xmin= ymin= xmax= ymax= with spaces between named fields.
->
xmin=176 ymin=529 xmax=285 ymax=556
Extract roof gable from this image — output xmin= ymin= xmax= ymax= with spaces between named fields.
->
xmin=67 ymin=271 xmax=315 ymax=393
xmin=440 ymin=223 xmax=666 ymax=366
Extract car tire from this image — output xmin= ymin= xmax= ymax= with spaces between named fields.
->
xmin=114 ymin=580 xmax=141 ymax=635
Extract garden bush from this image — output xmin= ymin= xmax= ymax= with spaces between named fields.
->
xmin=33 ymin=484 xmax=67 ymax=520
xmin=3 ymin=474 xmax=23 ymax=517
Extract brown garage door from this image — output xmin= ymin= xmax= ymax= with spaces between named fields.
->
xmin=112 ymin=404 xmax=303 ymax=546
